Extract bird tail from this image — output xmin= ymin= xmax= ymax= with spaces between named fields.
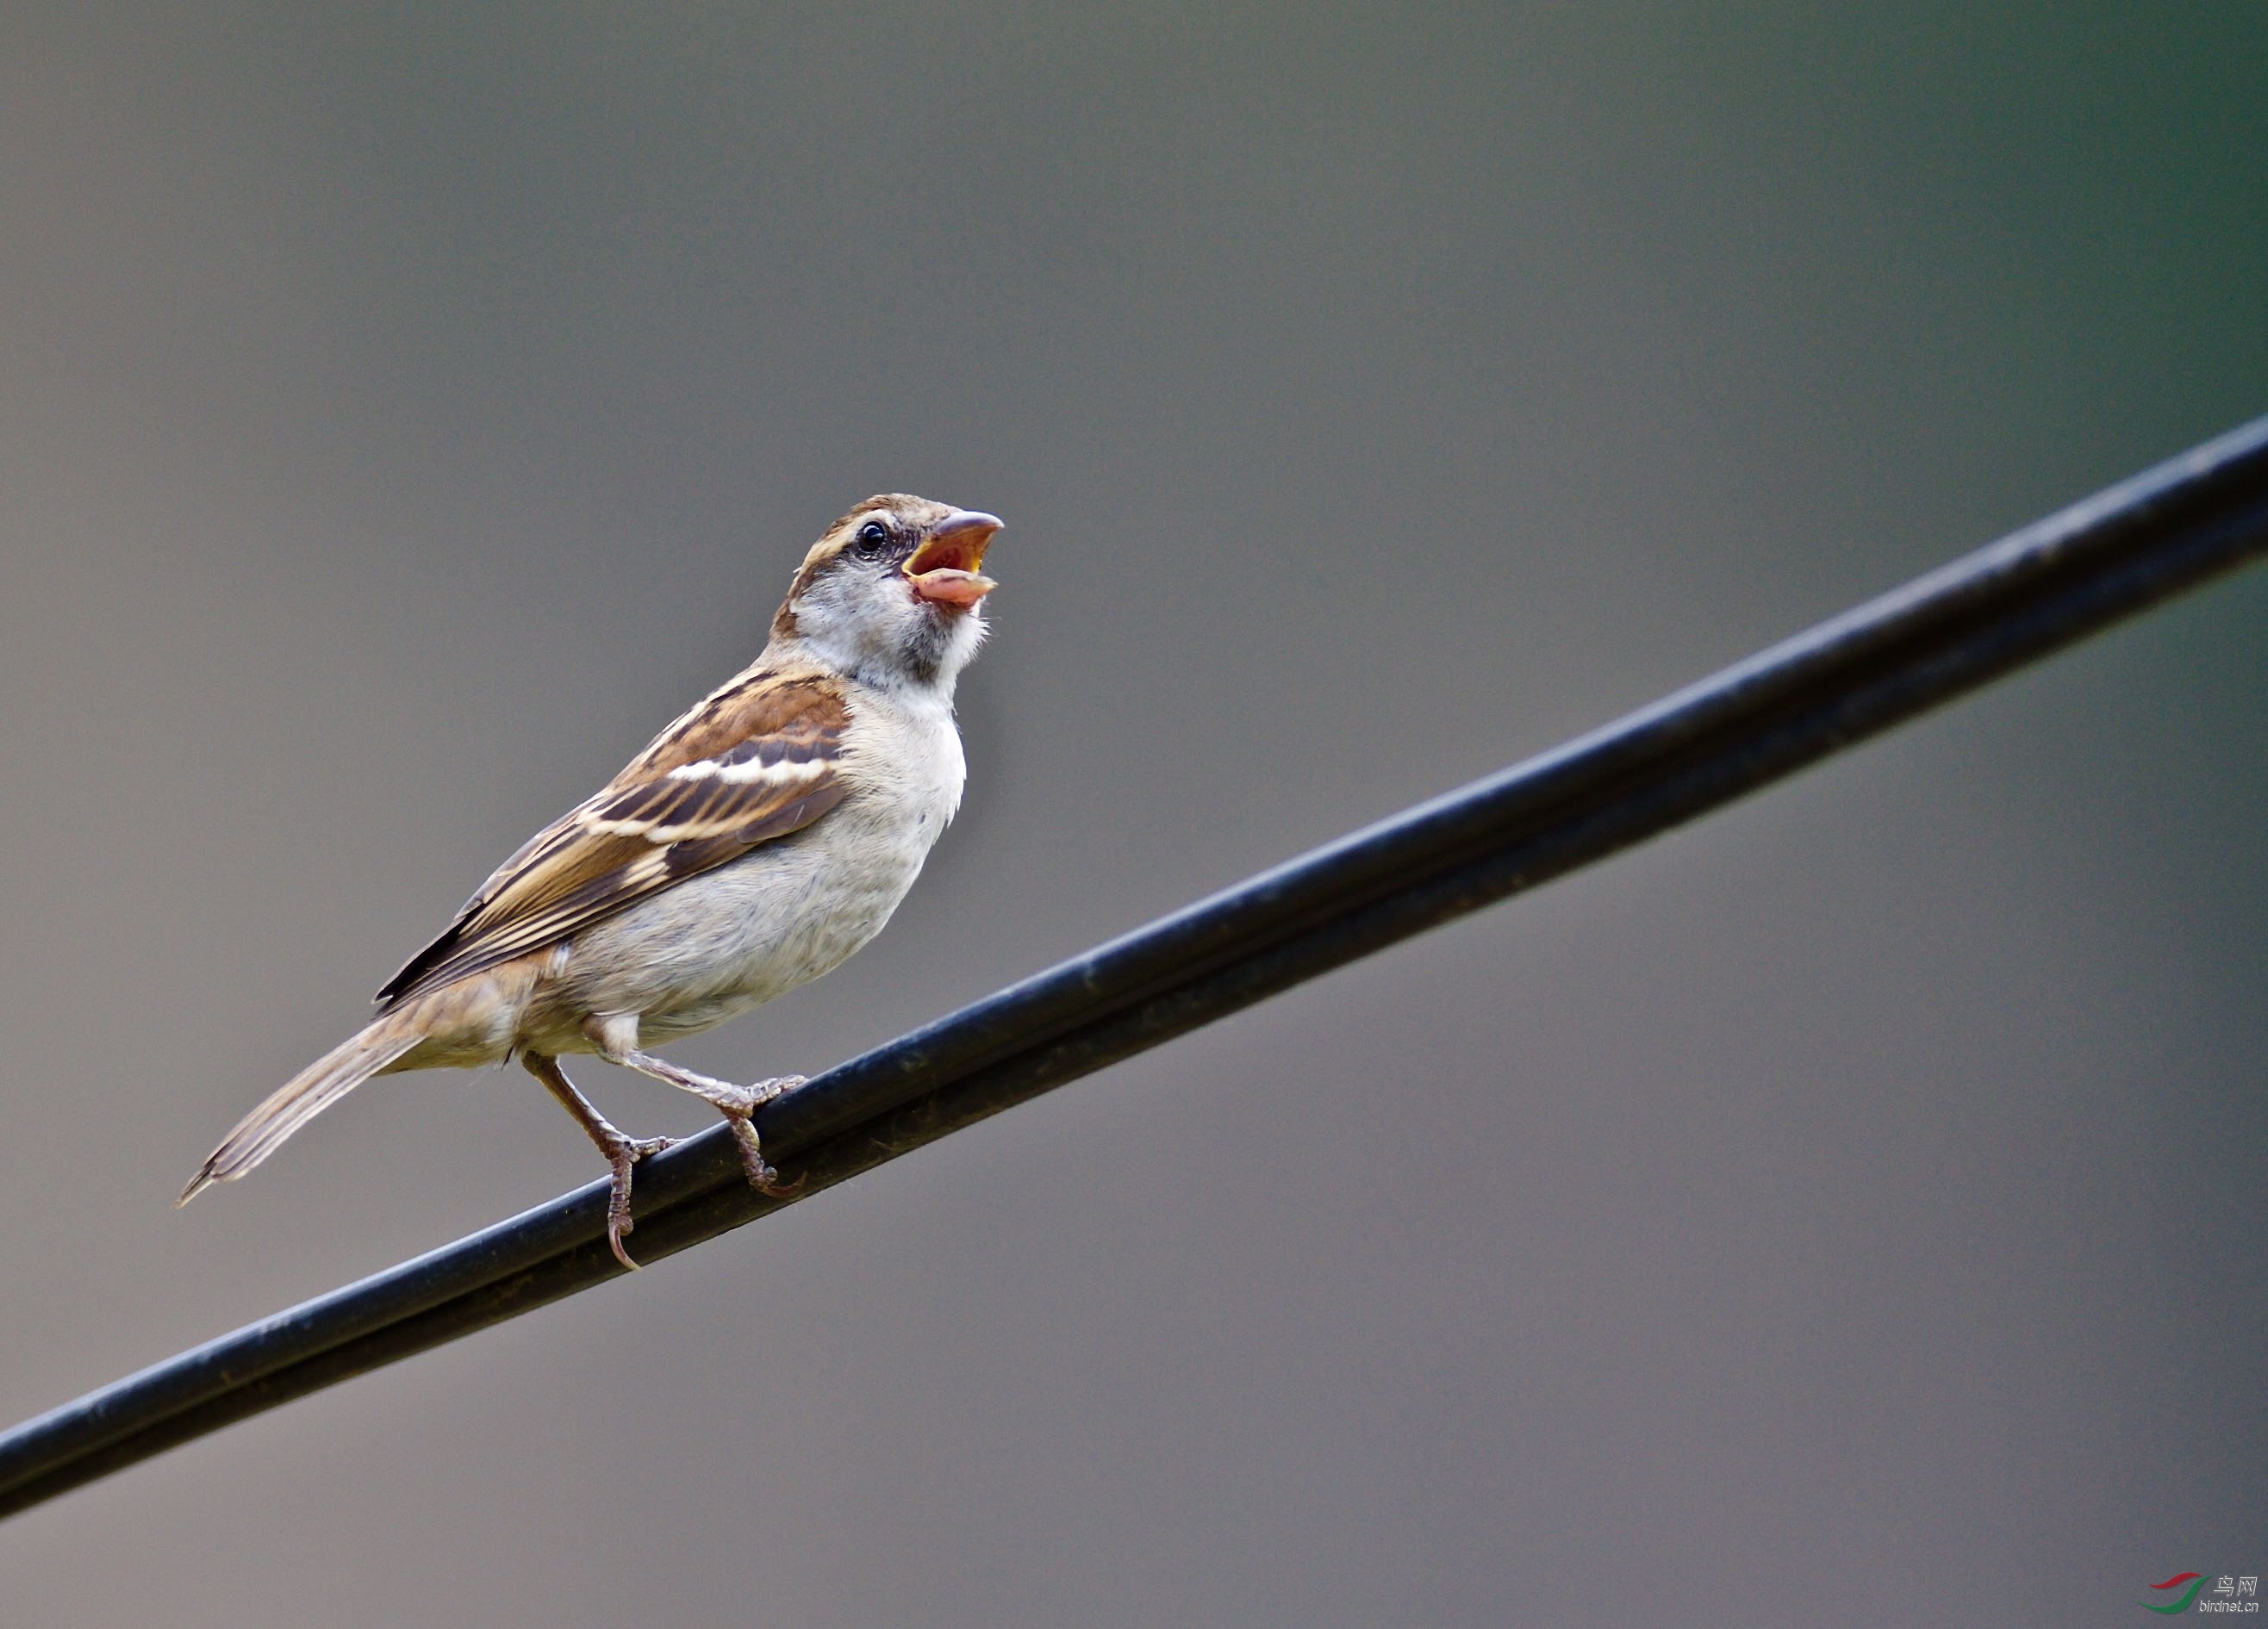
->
xmin=178 ymin=1012 xmax=426 ymax=1206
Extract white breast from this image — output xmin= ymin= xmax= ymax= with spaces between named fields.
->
xmin=556 ymin=684 xmax=967 ymax=1044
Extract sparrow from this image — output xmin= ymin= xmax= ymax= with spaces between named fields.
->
xmin=181 ymin=495 xmax=1002 ymax=1268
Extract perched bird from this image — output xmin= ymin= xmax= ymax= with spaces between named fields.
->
xmin=181 ymin=495 xmax=1002 ymax=1267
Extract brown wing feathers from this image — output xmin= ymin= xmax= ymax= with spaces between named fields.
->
xmin=374 ymin=669 xmax=851 ymax=1009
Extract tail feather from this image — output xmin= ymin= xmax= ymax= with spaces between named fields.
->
xmin=178 ymin=1017 xmax=424 ymax=1205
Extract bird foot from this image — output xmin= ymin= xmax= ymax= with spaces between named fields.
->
xmin=724 ymin=1110 xmax=806 ymax=1199
xmin=699 ymin=1075 xmax=805 ymax=1197
xmin=595 ymin=1129 xmax=682 ymax=1270
xmin=612 ymin=1048 xmax=808 ymax=1200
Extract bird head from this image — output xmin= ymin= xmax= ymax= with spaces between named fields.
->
xmin=771 ymin=495 xmax=1003 ymax=689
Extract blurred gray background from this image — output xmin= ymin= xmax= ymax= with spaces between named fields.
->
xmin=2 ymin=4 xmax=2263 ymax=1624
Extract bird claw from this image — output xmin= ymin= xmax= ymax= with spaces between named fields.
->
xmin=607 ymin=1050 xmax=809 ymax=1207
xmin=722 ymin=1096 xmax=805 ymax=1200
xmin=597 ymin=1131 xmax=681 ymax=1271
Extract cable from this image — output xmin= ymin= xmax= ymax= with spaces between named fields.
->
xmin=3 ymin=415 xmax=2265 ymax=1520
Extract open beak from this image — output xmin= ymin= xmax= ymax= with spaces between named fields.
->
xmin=904 ymin=509 xmax=1002 ymax=608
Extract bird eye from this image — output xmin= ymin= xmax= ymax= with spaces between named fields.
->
xmin=853 ymin=520 xmax=891 ymax=558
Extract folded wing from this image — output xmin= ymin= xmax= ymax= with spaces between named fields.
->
xmin=376 ymin=668 xmax=850 ymax=1009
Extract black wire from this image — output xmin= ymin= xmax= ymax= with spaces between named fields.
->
xmin=4 ymin=416 xmax=2266 ymax=1520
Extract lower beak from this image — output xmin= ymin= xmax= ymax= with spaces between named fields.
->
xmin=905 ymin=510 xmax=1002 ymax=607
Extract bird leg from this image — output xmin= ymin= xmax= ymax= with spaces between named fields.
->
xmin=584 ymin=1036 xmax=805 ymax=1198
xmin=523 ymin=1054 xmax=680 ymax=1271
xmin=623 ymin=1051 xmax=806 ymax=1198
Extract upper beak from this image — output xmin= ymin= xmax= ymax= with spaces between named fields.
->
xmin=904 ymin=510 xmax=1002 ymax=607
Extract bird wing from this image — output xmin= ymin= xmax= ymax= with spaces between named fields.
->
xmin=374 ymin=668 xmax=852 ymax=1009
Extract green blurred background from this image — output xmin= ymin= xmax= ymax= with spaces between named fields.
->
xmin=2 ymin=4 xmax=2262 ymax=1623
